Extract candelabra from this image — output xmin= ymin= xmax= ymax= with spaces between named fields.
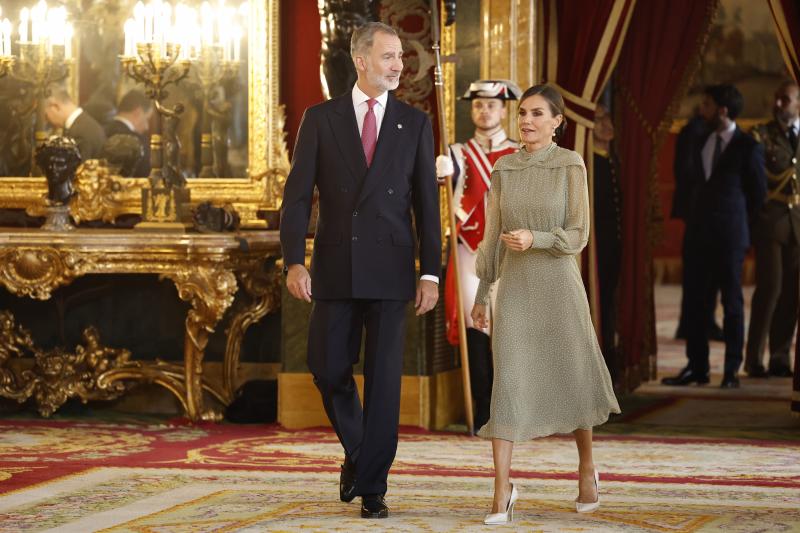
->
xmin=121 ymin=41 xmax=190 ymax=186
xmin=10 ymin=42 xmax=72 ymax=176
xmin=121 ymin=42 xmax=192 ymax=227
xmin=194 ymin=44 xmax=240 ymax=178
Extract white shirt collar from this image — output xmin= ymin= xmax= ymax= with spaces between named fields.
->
xmin=65 ymin=107 xmax=83 ymax=130
xmin=715 ymin=120 xmax=737 ymax=143
xmin=789 ymin=118 xmax=800 ymax=133
xmin=474 ymin=128 xmax=509 ymax=151
xmin=113 ymin=116 xmax=136 ymax=132
xmin=352 ymin=82 xmax=388 ymax=110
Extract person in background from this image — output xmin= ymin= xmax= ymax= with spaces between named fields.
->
xmin=662 ymin=84 xmax=766 ymax=389
xmin=672 ymin=110 xmax=724 ymax=342
xmin=43 ymin=88 xmax=106 ymax=160
xmin=435 ymin=79 xmax=520 ymax=432
xmin=592 ymin=104 xmax=622 ymax=386
xmin=104 ymin=89 xmax=153 ymax=177
xmin=745 ymin=80 xmax=800 ymax=379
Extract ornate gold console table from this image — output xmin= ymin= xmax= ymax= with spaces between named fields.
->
xmin=0 ymin=228 xmax=282 ymax=421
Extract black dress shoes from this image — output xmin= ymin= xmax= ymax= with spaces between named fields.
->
xmin=339 ymin=456 xmax=357 ymax=503
xmin=361 ymin=494 xmax=389 ymax=518
xmin=768 ymin=365 xmax=793 ymax=378
xmin=746 ymin=365 xmax=769 ymax=378
xmin=661 ymin=367 xmax=710 ymax=386
xmin=720 ymin=372 xmax=740 ymax=389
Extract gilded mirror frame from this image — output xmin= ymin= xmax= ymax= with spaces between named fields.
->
xmin=0 ymin=0 xmax=289 ymax=227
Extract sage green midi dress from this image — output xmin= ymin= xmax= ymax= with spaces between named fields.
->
xmin=474 ymin=143 xmax=621 ymax=442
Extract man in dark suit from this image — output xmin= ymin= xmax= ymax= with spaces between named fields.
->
xmin=43 ymin=88 xmax=106 ymax=159
xmin=745 ymin=81 xmax=800 ymax=379
xmin=672 ymin=112 xmax=724 ymax=342
xmin=280 ymin=22 xmax=441 ymax=519
xmin=104 ymin=89 xmax=153 ymax=177
xmin=663 ymin=84 xmax=766 ymax=389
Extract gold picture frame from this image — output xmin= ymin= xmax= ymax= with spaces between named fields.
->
xmin=0 ymin=0 xmax=289 ymax=228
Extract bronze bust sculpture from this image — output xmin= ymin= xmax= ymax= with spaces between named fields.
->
xmin=35 ymin=136 xmax=82 ymax=206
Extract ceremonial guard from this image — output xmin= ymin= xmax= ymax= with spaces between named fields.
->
xmin=746 ymin=81 xmax=800 ymax=378
xmin=438 ymin=80 xmax=520 ymax=431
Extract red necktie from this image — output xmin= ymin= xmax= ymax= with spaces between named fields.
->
xmin=361 ymin=98 xmax=377 ymax=166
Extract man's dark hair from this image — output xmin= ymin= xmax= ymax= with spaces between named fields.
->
xmin=704 ymin=84 xmax=744 ymax=120
xmin=117 ymin=89 xmax=152 ymax=113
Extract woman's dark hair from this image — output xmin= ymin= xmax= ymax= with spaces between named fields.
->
xmin=519 ymin=84 xmax=567 ymax=141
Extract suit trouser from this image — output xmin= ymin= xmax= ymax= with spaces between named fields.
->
xmin=684 ymin=231 xmax=746 ymax=375
xmin=678 ymin=227 xmax=720 ymax=334
xmin=307 ymin=298 xmax=408 ymax=496
xmin=746 ymin=229 xmax=799 ymax=371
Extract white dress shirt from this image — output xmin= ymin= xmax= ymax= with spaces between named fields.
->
xmin=702 ymin=120 xmax=736 ymax=180
xmin=787 ymin=118 xmax=800 ymax=141
xmin=65 ymin=108 xmax=84 ymax=130
xmin=350 ymin=84 xmax=439 ymax=285
xmin=352 ymin=83 xmax=388 ymax=137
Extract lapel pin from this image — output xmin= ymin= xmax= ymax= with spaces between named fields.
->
xmin=397 ymin=123 xmax=403 ymax=129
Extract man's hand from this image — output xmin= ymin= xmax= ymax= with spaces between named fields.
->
xmin=435 ymin=154 xmax=454 ymax=184
xmin=471 ymin=303 xmax=489 ymax=329
xmin=415 ymin=279 xmax=439 ymax=316
xmin=500 ymin=229 xmax=533 ymax=251
xmin=286 ymin=264 xmax=312 ymax=303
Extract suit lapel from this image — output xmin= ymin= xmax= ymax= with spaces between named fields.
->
xmin=327 ymin=94 xmax=368 ymax=184
xmin=707 ymin=127 xmax=741 ymax=180
xmin=356 ymin=93 xmax=404 ymax=205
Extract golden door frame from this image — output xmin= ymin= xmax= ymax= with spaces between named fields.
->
xmin=0 ymin=0 xmax=289 ymax=228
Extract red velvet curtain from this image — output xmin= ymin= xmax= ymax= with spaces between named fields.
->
xmin=766 ymin=0 xmax=800 ymax=413
xmin=280 ymin=1 xmax=324 ymax=156
xmin=768 ymin=0 xmax=800 ymax=82
xmin=537 ymin=0 xmax=636 ymax=336
xmin=614 ymin=0 xmax=719 ymax=390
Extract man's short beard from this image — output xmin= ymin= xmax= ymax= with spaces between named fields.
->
xmin=775 ymin=108 xmax=798 ymax=124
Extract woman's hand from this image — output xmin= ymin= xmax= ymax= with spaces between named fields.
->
xmin=500 ymin=229 xmax=533 ymax=251
xmin=471 ymin=303 xmax=489 ymax=329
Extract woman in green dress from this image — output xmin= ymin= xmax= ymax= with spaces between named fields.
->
xmin=471 ymin=84 xmax=620 ymax=525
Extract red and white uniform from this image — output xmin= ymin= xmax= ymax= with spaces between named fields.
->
xmin=445 ymin=129 xmax=518 ymax=345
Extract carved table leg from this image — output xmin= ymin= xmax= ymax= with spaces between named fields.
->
xmin=165 ymin=267 xmax=237 ymax=421
xmin=221 ymin=258 xmax=282 ymax=403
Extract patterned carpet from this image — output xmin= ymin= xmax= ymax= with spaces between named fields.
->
xmin=0 ymin=285 xmax=798 ymax=532
xmin=0 ymin=420 xmax=798 ymax=531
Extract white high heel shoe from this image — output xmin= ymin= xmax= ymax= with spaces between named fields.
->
xmin=575 ymin=470 xmax=600 ymax=513
xmin=484 ymin=483 xmax=519 ymax=525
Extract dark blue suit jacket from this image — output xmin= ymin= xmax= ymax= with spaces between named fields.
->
xmin=280 ymin=92 xmax=441 ymax=301
xmin=686 ymin=127 xmax=766 ymax=250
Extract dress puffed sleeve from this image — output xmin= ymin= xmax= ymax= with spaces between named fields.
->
xmin=531 ymin=161 xmax=589 ymax=256
xmin=474 ymin=169 xmax=503 ymax=305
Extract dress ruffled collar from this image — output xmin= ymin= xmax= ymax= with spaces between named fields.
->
xmin=493 ymin=143 xmax=583 ymax=171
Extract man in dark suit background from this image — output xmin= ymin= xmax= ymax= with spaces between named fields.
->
xmin=663 ymin=84 xmax=766 ymax=389
xmin=672 ymin=111 xmax=724 ymax=342
xmin=280 ymin=22 xmax=441 ymax=519
xmin=104 ymin=89 xmax=153 ymax=177
xmin=43 ymin=88 xmax=106 ymax=159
